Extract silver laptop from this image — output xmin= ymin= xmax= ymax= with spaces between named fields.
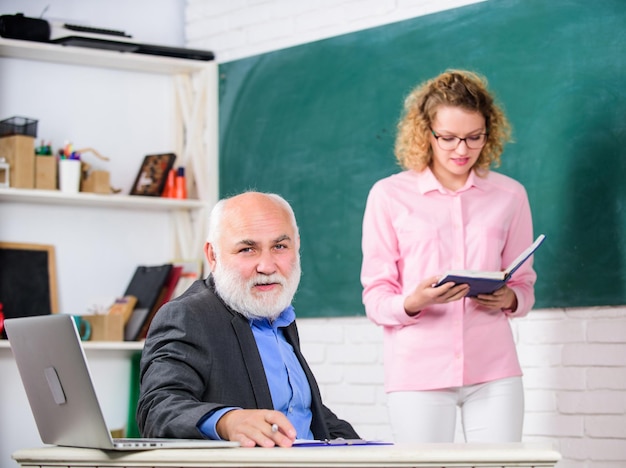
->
xmin=5 ymin=314 xmax=239 ymax=451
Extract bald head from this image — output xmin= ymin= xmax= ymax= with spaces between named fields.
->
xmin=207 ymin=192 xmax=299 ymax=248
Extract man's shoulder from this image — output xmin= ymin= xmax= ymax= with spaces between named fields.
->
xmin=147 ymin=278 xmax=244 ymax=344
xmin=156 ymin=278 xmax=228 ymax=321
xmin=173 ymin=278 xmax=214 ymax=302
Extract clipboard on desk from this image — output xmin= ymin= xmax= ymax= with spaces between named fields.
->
xmin=123 ymin=264 xmax=172 ymax=341
xmin=294 ymin=438 xmax=393 ymax=446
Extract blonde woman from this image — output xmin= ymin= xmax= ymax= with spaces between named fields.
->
xmin=361 ymin=70 xmax=536 ymax=443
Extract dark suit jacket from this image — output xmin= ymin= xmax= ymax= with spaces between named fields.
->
xmin=137 ymin=277 xmax=358 ymax=440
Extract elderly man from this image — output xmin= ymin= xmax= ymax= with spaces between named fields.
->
xmin=137 ymin=191 xmax=359 ymax=447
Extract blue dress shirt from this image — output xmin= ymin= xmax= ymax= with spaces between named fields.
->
xmin=198 ymin=305 xmax=314 ymax=440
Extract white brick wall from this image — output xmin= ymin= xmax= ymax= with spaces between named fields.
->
xmin=184 ymin=1 xmax=626 ymax=466
xmin=297 ymin=310 xmax=626 ymax=468
xmin=185 ymin=0 xmax=486 ymax=62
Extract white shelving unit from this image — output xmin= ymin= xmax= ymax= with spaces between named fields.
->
xmin=0 ymin=36 xmax=218 ymax=311
xmin=0 ymin=36 xmax=219 ymax=259
xmin=0 ymin=339 xmax=144 ymax=353
xmin=0 ymin=187 xmax=207 ymax=210
xmin=0 ymin=37 xmax=211 ymax=75
xmin=0 ymin=37 xmax=218 ymax=467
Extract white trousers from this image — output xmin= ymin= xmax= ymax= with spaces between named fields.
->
xmin=387 ymin=376 xmax=524 ymax=443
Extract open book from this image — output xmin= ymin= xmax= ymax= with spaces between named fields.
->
xmin=435 ymin=234 xmax=545 ymax=297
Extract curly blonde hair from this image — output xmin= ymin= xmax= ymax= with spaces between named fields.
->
xmin=394 ymin=69 xmax=512 ymax=173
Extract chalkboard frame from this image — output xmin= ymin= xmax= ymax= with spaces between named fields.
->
xmin=0 ymin=242 xmax=59 ymax=321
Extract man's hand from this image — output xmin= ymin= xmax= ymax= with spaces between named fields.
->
xmin=216 ymin=409 xmax=297 ymax=448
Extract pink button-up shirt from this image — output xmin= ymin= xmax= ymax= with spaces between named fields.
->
xmin=361 ymin=168 xmax=536 ymax=392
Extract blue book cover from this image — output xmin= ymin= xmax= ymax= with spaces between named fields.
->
xmin=436 ymin=234 xmax=545 ymax=297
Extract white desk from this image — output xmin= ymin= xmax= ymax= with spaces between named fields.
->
xmin=13 ymin=443 xmax=560 ymax=467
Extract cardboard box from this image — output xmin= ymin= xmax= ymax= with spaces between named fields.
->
xmin=81 ymin=169 xmax=110 ymax=194
xmin=35 ymin=156 xmax=57 ymax=190
xmin=83 ymin=314 xmax=124 ymax=341
xmin=0 ymin=135 xmax=35 ymax=188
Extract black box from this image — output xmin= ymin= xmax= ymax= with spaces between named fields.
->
xmin=0 ymin=13 xmax=50 ymax=42
xmin=0 ymin=116 xmax=38 ymax=138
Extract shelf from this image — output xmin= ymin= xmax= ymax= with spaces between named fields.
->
xmin=0 ymin=38 xmax=212 ymax=75
xmin=0 ymin=188 xmax=207 ymax=211
xmin=0 ymin=338 xmax=143 ymax=351
xmin=81 ymin=340 xmax=144 ymax=352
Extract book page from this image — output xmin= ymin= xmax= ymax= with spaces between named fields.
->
xmin=504 ymin=234 xmax=546 ymax=277
xmin=439 ymin=269 xmax=506 ymax=281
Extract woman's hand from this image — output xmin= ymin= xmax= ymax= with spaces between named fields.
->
xmin=404 ymin=276 xmax=470 ymax=316
xmin=471 ymin=285 xmax=518 ymax=312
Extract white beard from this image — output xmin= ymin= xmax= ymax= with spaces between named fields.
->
xmin=213 ymin=257 xmax=301 ymax=321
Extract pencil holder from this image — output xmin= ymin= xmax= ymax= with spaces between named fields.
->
xmin=35 ymin=155 xmax=57 ymax=190
xmin=58 ymin=159 xmax=81 ymax=193
xmin=83 ymin=314 xmax=124 ymax=341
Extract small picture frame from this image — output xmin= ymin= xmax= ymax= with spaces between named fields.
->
xmin=130 ymin=153 xmax=176 ymax=196
xmin=0 ymin=242 xmax=58 ymax=338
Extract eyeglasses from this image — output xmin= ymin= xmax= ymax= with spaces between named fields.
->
xmin=431 ymin=129 xmax=488 ymax=150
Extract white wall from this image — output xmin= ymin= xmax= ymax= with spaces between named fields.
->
xmin=0 ymin=0 xmax=185 ymax=46
xmin=0 ymin=1 xmax=187 ymax=314
xmin=185 ymin=0 xmax=485 ymax=63
xmin=185 ymin=1 xmax=626 ymax=468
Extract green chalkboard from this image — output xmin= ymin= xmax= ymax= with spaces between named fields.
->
xmin=219 ymin=0 xmax=626 ymax=316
